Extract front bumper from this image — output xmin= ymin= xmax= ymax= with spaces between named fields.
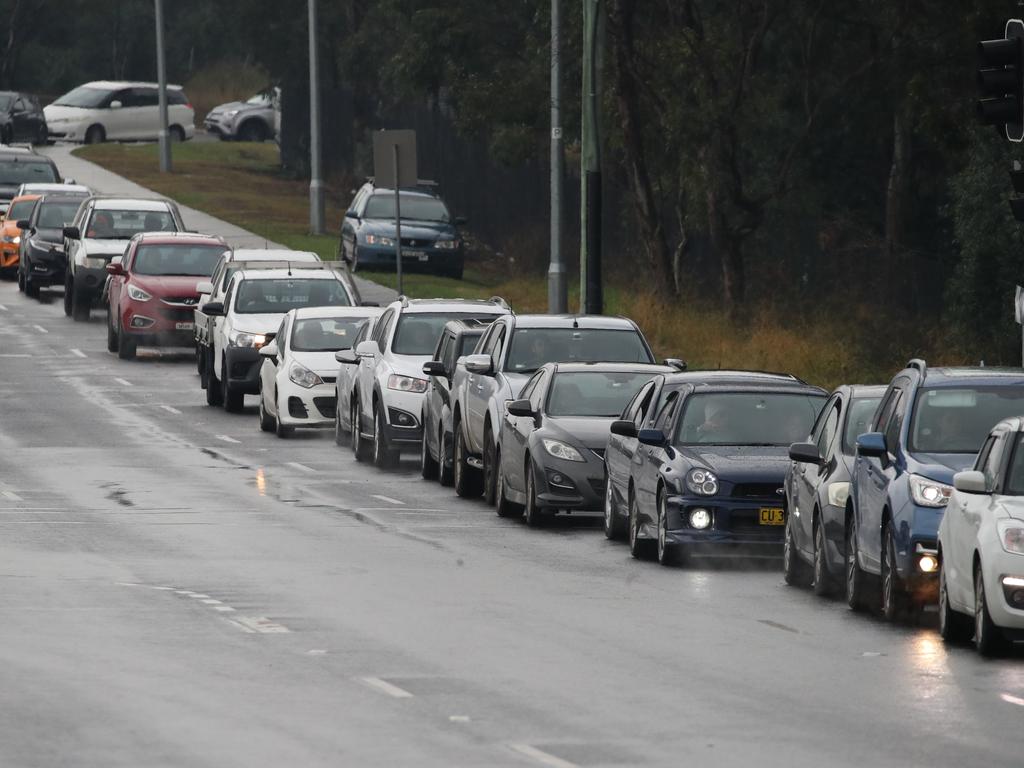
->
xmin=531 ymin=449 xmax=607 ymax=511
xmin=662 ymin=493 xmax=787 ymax=556
xmin=278 ymin=379 xmax=337 ymax=427
xmin=119 ymin=297 xmax=197 ymax=346
xmin=980 ymin=549 xmax=1024 ymax=634
xmin=24 ymin=245 xmax=66 ymax=285
xmin=0 ymin=241 xmax=18 ymax=270
xmin=380 ymin=389 xmax=426 ymax=448
xmin=74 ymin=265 xmax=109 ymax=297
xmin=355 ymin=244 xmax=464 ymax=274
xmin=224 ymin=346 xmax=262 ymax=394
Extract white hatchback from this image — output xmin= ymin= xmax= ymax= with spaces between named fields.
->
xmin=45 ymin=81 xmax=195 ymax=144
xmin=258 ymin=306 xmax=382 ymax=438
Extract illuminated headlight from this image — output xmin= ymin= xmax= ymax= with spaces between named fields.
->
xmin=689 ymin=508 xmax=712 ymax=529
xmin=542 ymin=439 xmax=585 ymax=462
xmin=908 ymin=474 xmax=953 ymax=508
xmin=918 ymin=555 xmax=938 ymax=573
xmin=685 ymin=468 xmax=719 ymax=496
xmin=387 ymin=374 xmax=427 ymax=393
xmin=81 ymin=256 xmax=108 ymax=268
xmin=998 ymin=520 xmax=1024 ymax=555
xmin=126 ymin=284 xmax=151 ymax=301
xmin=434 ymin=239 xmax=459 ymax=250
xmin=365 ymin=234 xmax=394 ymax=246
xmin=224 ymin=109 xmax=240 ymax=118
xmin=3 ymin=234 xmax=19 ymax=244
xmin=228 ymin=329 xmax=266 ymax=348
xmin=827 ymin=481 xmax=850 ymax=507
xmin=288 ymin=362 xmax=323 ymax=389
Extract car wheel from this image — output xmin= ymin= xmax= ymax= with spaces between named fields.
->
xmin=881 ymin=522 xmax=906 ymax=621
xmin=975 ymin=564 xmax=1006 ymax=657
xmin=84 ymin=125 xmax=105 ymax=144
xmin=24 ymin=270 xmax=39 ymax=298
xmin=372 ymin=406 xmax=397 ymax=468
xmin=116 ymin=333 xmax=136 ymax=360
xmin=70 ymin=283 xmax=90 ymax=321
xmin=221 ymin=356 xmax=243 ymax=412
xmin=603 ymin=476 xmax=626 ymax=540
xmin=275 ymin=395 xmax=293 ymax=438
xmin=34 ymin=125 xmax=47 ymax=146
xmin=106 ymin=307 xmax=119 ymax=353
xmin=938 ymin=558 xmax=972 ymax=644
xmin=351 ymin=399 xmax=371 ymax=462
xmin=63 ymin=274 xmax=73 ymax=316
xmin=205 ymin=348 xmax=223 ymax=406
xmin=438 ymin=427 xmax=454 ymax=487
xmin=334 ymin=400 xmax=346 ymax=445
xmin=495 ymin=449 xmax=522 ymax=518
xmin=258 ymin=388 xmax=275 ymax=433
xmin=237 ymin=120 xmax=266 ymax=142
xmin=453 ymin=424 xmax=482 ymax=498
xmin=628 ymin=490 xmax=654 ymax=560
xmin=482 ymin=427 xmax=497 ymax=505
xmin=17 ymin=268 xmax=24 ymax=292
xmin=845 ymin=514 xmax=872 ymax=612
xmin=420 ymin=417 xmax=439 ymax=480
xmin=812 ymin=517 xmax=835 ymax=597
xmin=523 ymin=460 xmax=545 ymax=528
xmin=656 ymin=489 xmax=679 ymax=566
xmin=783 ymin=513 xmax=811 ymax=586
xmin=169 ymin=125 xmax=186 ymax=143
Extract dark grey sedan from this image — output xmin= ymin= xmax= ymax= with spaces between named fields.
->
xmin=495 ymin=362 xmax=672 ymax=527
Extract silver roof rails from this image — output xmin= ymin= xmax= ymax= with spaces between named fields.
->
xmin=906 ymin=359 xmax=927 ymax=377
xmin=488 ymin=295 xmax=511 ymax=310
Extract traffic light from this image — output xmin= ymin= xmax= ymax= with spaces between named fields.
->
xmin=977 ymin=20 xmax=1024 ymax=142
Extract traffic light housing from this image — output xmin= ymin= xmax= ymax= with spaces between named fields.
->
xmin=977 ymin=20 xmax=1024 ymax=142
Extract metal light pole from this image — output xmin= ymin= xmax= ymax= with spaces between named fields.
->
xmin=547 ymin=0 xmax=567 ymax=314
xmin=580 ymin=0 xmax=603 ymax=314
xmin=308 ymin=0 xmax=326 ymax=235
xmin=154 ymin=0 xmax=171 ymax=173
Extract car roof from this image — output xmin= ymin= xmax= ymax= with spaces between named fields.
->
xmin=36 ymin=194 xmax=83 ymax=205
xmin=845 ymin=384 xmax=887 ymax=398
xmin=77 ymin=80 xmax=184 ymax=90
xmin=229 ymin=248 xmax=319 ymax=262
xmin=0 ymin=151 xmax=50 ymax=161
xmin=21 ymin=183 xmax=90 ymax=193
xmin=508 ymin=314 xmax=639 ymax=329
xmin=912 ymin=366 xmax=1024 ymax=387
xmin=132 ymin=231 xmax=226 ymax=245
xmin=9 ymin=193 xmax=40 ymax=203
xmin=664 ymin=369 xmax=804 ymax=385
xmin=235 ymin=268 xmax=342 ymax=281
xmin=551 ymin=362 xmax=674 ymax=374
xmin=290 ymin=306 xmax=384 ymax=320
xmin=993 ymin=416 xmax=1024 ymax=432
xmin=91 ymin=197 xmax=173 ymax=211
xmin=686 ymin=381 xmax=827 ymax=395
xmin=393 ymin=297 xmax=509 ymax=314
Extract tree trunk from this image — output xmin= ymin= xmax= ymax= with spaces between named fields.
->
xmin=707 ymin=184 xmax=744 ymax=314
xmin=884 ymin=106 xmax=912 ymax=307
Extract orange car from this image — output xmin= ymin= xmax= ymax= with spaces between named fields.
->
xmin=0 ymin=193 xmax=39 ymax=275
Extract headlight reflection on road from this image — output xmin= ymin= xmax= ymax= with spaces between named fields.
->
xmin=256 ymin=467 xmax=267 ymax=497
xmin=906 ymin=633 xmax=951 ymax=704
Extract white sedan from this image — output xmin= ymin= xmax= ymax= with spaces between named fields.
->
xmin=938 ymin=416 xmax=1024 ymax=655
xmin=258 ymin=306 xmax=380 ymax=438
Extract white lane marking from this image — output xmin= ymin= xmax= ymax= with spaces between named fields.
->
xmin=200 ymin=598 xmax=222 ymax=605
xmin=228 ymin=616 xmax=290 ymax=634
xmin=159 ymin=405 xmax=182 ymax=415
xmin=0 ymin=303 xmax=7 ymax=311
xmin=1 ymin=490 xmax=23 ymax=501
xmin=371 ymin=495 xmax=405 ymax=505
xmin=212 ymin=605 xmax=236 ymax=612
xmin=216 ymin=435 xmax=241 ymax=444
xmin=1001 ymin=693 xmax=1024 ymax=707
xmin=449 ymin=715 xmax=471 ymax=723
xmin=509 ymin=744 xmax=578 ymax=768
xmin=70 ymin=348 xmax=86 ymax=358
xmin=33 ymin=324 xmax=47 ymax=334
xmin=358 ymin=677 xmax=414 ymax=698
xmin=0 ymin=353 xmax=31 ymax=357
xmin=307 ymin=649 xmax=327 ymax=655
xmin=175 ymin=590 xmax=197 ymax=596
xmin=287 ymin=461 xmax=317 ymax=474
xmin=189 ymin=593 xmax=211 ymax=599
xmin=114 ymin=377 xmax=132 ymax=387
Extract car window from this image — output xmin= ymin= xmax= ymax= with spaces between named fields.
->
xmin=842 ymin=395 xmax=884 ymax=453
xmin=518 ymin=371 xmax=543 ymax=403
xmin=223 ymin=279 xmax=236 ymax=311
xmin=13 ymin=98 xmax=25 ymax=111
xmin=528 ymin=371 xmax=549 ymax=411
xmin=872 ymin=386 xmax=900 ymax=432
xmin=435 ymin=333 xmax=452 ymax=364
xmin=373 ymin=310 xmax=394 ymax=349
xmin=86 ymin=208 xmax=176 ymax=239
xmin=132 ymin=244 xmax=226 ymax=276
xmin=6 ymin=198 xmax=37 ymax=222
xmin=0 ymin=160 xmax=58 ymax=184
xmin=453 ymin=332 xmax=481 ymax=369
xmin=167 ymin=89 xmax=188 ymax=106
xmin=53 ymin=86 xmax=112 ymax=108
xmin=910 ymin=386 xmax=1024 ymax=454
xmin=815 ymin=401 xmax=841 ymax=458
xmin=489 ymin=325 xmax=506 ymax=367
xmin=292 ymin=317 xmax=365 ymax=352
xmin=233 ymin=277 xmax=352 ymax=314
xmin=975 ymin=436 xmax=995 ymax=473
xmin=391 ymin=313 xmax=491 ymax=356
xmin=128 ymin=88 xmax=159 ymax=108
xmin=505 ymin=328 xmax=653 ymax=373
xmin=676 ymin=391 xmax=827 ymax=446
xmin=276 ymin=317 xmax=288 ymax=346
xmin=363 ymin=193 xmax=450 ymax=223
xmin=547 ymin=371 xmax=660 ymax=418
xmin=478 ymin=323 xmax=500 ymax=356
xmin=1002 ymin=434 xmax=1024 ymax=495
xmin=984 ymin=431 xmax=1009 ymax=492
xmin=623 ymin=381 xmax=655 ymax=424
xmin=37 ymin=200 xmax=81 ymax=229
xmin=884 ymin=391 xmax=905 ymax=452
xmin=654 ymin=391 xmax=680 ymax=431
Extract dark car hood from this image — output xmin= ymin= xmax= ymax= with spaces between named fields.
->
xmin=909 ymin=452 xmax=976 ymax=483
xmin=0 ymin=184 xmax=19 ymax=201
xmin=677 ymin=444 xmax=791 ymax=482
xmin=545 ymin=416 xmax=616 ymax=451
xmin=130 ymin=274 xmax=207 ymax=298
xmin=33 ymin=227 xmax=64 ymax=242
xmin=363 ymin=218 xmax=456 ymax=240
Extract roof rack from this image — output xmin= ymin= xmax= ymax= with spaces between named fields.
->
xmin=488 ymin=295 xmax=511 ymax=310
xmin=906 ymin=358 xmax=927 ymax=377
xmin=398 ymin=295 xmax=410 ymax=307
xmin=234 ymin=260 xmax=347 ymax=274
xmin=366 ymin=177 xmax=438 ymax=188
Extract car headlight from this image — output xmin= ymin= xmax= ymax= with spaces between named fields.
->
xmin=686 ymin=468 xmax=719 ymax=496
xmin=542 ymin=439 xmax=585 ymax=462
xmin=365 ymin=234 xmax=394 ymax=246
xmin=434 ymin=239 xmax=459 ymax=250
xmin=225 ymin=109 xmax=240 ymax=118
xmin=997 ymin=520 xmax=1024 ymax=555
xmin=289 ymin=362 xmax=323 ymax=389
xmin=827 ymin=481 xmax=851 ymax=508
xmin=81 ymin=256 xmax=108 ymax=268
xmin=228 ymin=329 xmax=267 ymax=348
xmin=908 ymin=474 xmax=953 ymax=508
xmin=30 ymin=238 xmax=61 ymax=251
xmin=3 ymin=234 xmax=18 ymax=244
xmin=387 ymin=374 xmax=428 ymax=393
xmin=126 ymin=284 xmax=151 ymax=301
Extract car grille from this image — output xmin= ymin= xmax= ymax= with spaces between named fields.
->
xmin=157 ymin=306 xmax=194 ymax=323
xmin=401 ymin=238 xmax=432 ymax=248
xmin=321 ymin=376 xmax=336 ymax=384
xmin=314 ymin=396 xmax=336 ymax=418
xmin=725 ymin=509 xmax=786 ymax=536
xmin=731 ymin=483 xmax=784 ymax=499
xmin=162 ymin=296 xmax=199 ymax=307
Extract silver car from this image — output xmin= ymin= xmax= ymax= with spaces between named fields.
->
xmin=203 ymin=88 xmax=278 ymax=142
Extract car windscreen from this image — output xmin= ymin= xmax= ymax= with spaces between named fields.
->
xmin=909 ymin=386 xmax=1024 ymax=454
xmin=547 ymin=371 xmax=657 ymax=417
xmin=7 ymin=198 xmax=37 ymax=221
xmin=392 ymin=313 xmax=484 ymax=355
xmin=505 ymin=328 xmax=653 ymax=373
xmin=842 ymin=395 xmax=883 ymax=453
xmin=457 ymin=332 xmax=482 ymax=358
xmin=37 ymin=201 xmax=81 ymax=229
xmin=86 ymin=209 xmax=177 ymax=239
xmin=234 ymin=278 xmax=351 ymax=314
xmin=363 ymin=194 xmax=450 ymax=222
xmin=53 ymin=86 xmax=110 ymax=108
xmin=291 ymin=317 xmax=365 ymax=352
xmin=676 ymin=392 xmax=827 ymax=446
xmin=132 ymin=244 xmax=228 ymax=276
xmin=0 ymin=95 xmax=13 ymax=111
xmin=1003 ymin=434 xmax=1024 ymax=495
xmin=246 ymin=92 xmax=272 ymax=106
xmin=0 ymin=160 xmax=57 ymax=184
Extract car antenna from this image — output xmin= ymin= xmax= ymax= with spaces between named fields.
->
xmin=572 ymin=317 xmax=579 ymax=329
xmin=288 ymin=260 xmax=292 ymax=276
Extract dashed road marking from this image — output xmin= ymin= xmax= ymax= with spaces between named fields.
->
xmin=114 ymin=377 xmax=132 ymax=387
xmin=358 ymin=677 xmax=414 ymax=698
xmin=307 ymin=649 xmax=327 ymax=655
xmin=508 ymin=744 xmax=578 ymax=768
xmin=372 ymin=494 xmax=404 ymax=505
xmin=0 ymin=353 xmax=31 ymax=358
xmin=1 ymin=490 xmax=23 ymax=501
xmin=1001 ymin=693 xmax=1024 ymax=707
xmin=33 ymin=324 xmax=47 ymax=334
xmin=70 ymin=348 xmax=86 ymax=358
xmin=228 ymin=616 xmax=290 ymax=634
xmin=0 ymin=303 xmax=7 ymax=311
xmin=216 ymin=435 xmax=241 ymax=444
xmin=449 ymin=715 xmax=471 ymax=723
xmin=159 ymin=405 xmax=182 ymax=415
xmin=287 ymin=461 xmax=317 ymax=474
xmin=212 ymin=605 xmax=236 ymax=612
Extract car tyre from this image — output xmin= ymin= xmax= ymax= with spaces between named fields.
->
xmin=495 ymin=451 xmax=522 ymax=518
xmin=63 ymin=274 xmax=73 ymax=316
xmin=783 ymin=513 xmax=812 ymax=586
xmin=106 ymin=307 xmax=119 ymax=353
xmin=845 ymin=514 xmax=872 ymax=612
xmin=351 ymin=399 xmax=371 ymax=462
xmin=221 ymin=357 xmax=244 ymax=412
xmin=603 ymin=476 xmax=626 ymax=540
xmin=16 ymin=268 xmax=24 ymax=292
xmin=812 ymin=517 xmax=835 ymax=597
xmin=880 ymin=522 xmax=907 ymax=621
xmin=237 ymin=120 xmax=267 ymax=142
xmin=656 ymin=489 xmax=679 ymax=566
xmin=117 ymin=333 xmax=136 ymax=360
xmin=420 ymin=418 xmax=439 ymax=480
xmin=205 ymin=349 xmax=223 ymax=406
xmin=169 ymin=125 xmax=186 ymax=143
xmin=70 ymin=283 xmax=90 ymax=321
xmin=372 ymin=406 xmax=397 ymax=468
xmin=974 ymin=564 xmax=1006 ymax=657
xmin=334 ymin=399 xmax=347 ymax=445
xmin=24 ymin=271 xmax=39 ymax=298
xmin=84 ymin=125 xmax=105 ymax=144
xmin=523 ymin=461 xmax=545 ymax=528
xmin=629 ymin=490 xmax=654 ymax=560
xmin=938 ymin=559 xmax=972 ymax=644
xmin=453 ymin=424 xmax=482 ymax=498
xmin=258 ymin=390 xmax=275 ymax=433
xmin=482 ymin=427 xmax=497 ymax=505
xmin=438 ymin=427 xmax=454 ymax=487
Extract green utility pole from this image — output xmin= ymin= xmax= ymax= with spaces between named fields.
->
xmin=580 ymin=0 xmax=603 ymax=314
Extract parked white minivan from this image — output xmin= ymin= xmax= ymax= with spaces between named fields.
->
xmin=44 ymin=81 xmax=195 ymax=144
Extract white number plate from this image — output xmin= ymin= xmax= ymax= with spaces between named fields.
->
xmin=175 ymin=322 xmax=194 ymax=331
xmin=404 ymin=250 xmax=428 ymax=261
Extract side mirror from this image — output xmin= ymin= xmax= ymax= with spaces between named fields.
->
xmin=109 ymin=100 xmax=122 ymax=109
xmin=203 ymin=301 xmax=225 ymax=316
xmin=355 ymin=340 xmax=378 ymax=358
xmin=422 ymin=360 xmax=446 ymax=377
xmin=105 ymin=260 xmax=124 ymax=276
xmin=953 ymin=470 xmax=989 ymax=495
xmin=506 ymin=398 xmax=534 ymax=418
xmin=259 ymin=340 xmax=278 ymax=360
xmin=464 ymin=353 xmax=494 ymax=375
xmin=454 ymin=215 xmax=467 ymax=226
xmin=610 ymin=420 xmax=638 ymax=438
xmin=663 ymin=358 xmax=687 ymax=371
xmin=335 ymin=349 xmax=358 ymax=365
xmin=856 ymin=432 xmax=887 ymax=459
xmin=788 ymin=442 xmax=823 ymax=465
xmin=16 ymin=219 xmax=30 ymax=230
xmin=637 ymin=428 xmax=666 ymax=447
xmin=196 ymin=280 xmax=213 ymax=295
xmin=63 ymin=225 xmax=80 ymax=240
xmin=344 ymin=210 xmax=359 ymax=219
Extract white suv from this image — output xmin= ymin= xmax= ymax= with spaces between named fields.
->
xmin=344 ymin=297 xmax=511 ymax=468
xmin=44 ymin=81 xmax=195 ymax=144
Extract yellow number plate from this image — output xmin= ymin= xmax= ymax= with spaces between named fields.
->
xmin=759 ymin=507 xmax=785 ymax=526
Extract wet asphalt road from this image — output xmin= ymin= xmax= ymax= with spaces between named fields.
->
xmin=2 ymin=285 xmax=1024 ymax=767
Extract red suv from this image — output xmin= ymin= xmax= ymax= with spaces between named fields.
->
xmin=106 ymin=232 xmax=229 ymax=360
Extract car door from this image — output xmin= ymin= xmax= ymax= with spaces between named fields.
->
xmin=861 ymin=380 xmax=908 ymax=570
xmin=214 ymin=277 xmax=238 ymax=380
xmin=101 ymin=88 xmax=134 ymax=139
xmin=125 ymin=87 xmax=159 ymax=139
xmin=359 ymin=308 xmax=392 ymax=430
xmin=66 ymin=200 xmax=92 ymax=279
xmin=11 ymin=96 xmax=31 ymax=140
xmin=466 ymin=322 xmax=502 ymax=450
xmin=263 ymin=316 xmax=289 ymax=416
xmin=635 ymin=390 xmax=681 ymax=525
xmin=503 ymin=371 xmax=544 ymax=494
xmin=792 ymin=394 xmax=841 ymax=555
xmin=108 ymin=240 xmax=134 ymax=324
xmin=340 ymin=188 xmax=367 ymax=264
xmin=338 ymin=320 xmax=370 ymax=429
xmin=607 ymin=380 xmax=656 ymax=505
xmin=425 ymin=331 xmax=453 ymax=447
xmin=945 ymin=435 xmax=995 ymax=608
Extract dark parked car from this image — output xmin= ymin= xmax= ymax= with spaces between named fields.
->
xmin=495 ymin=362 xmax=671 ymax=526
xmin=783 ymin=384 xmax=885 ymax=595
xmin=16 ymin=194 xmax=86 ymax=298
xmin=0 ymin=149 xmax=60 ymax=215
xmin=607 ymin=371 xmax=827 ymax=565
xmin=338 ymin=181 xmax=467 ymax=279
xmin=849 ymin=360 xmax=1024 ymax=619
xmin=0 ymin=91 xmax=47 ymax=145
xmin=420 ymin=318 xmax=493 ymax=485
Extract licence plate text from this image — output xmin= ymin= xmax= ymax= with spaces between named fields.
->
xmin=759 ymin=507 xmax=785 ymax=526
xmin=175 ymin=322 xmax=194 ymax=331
